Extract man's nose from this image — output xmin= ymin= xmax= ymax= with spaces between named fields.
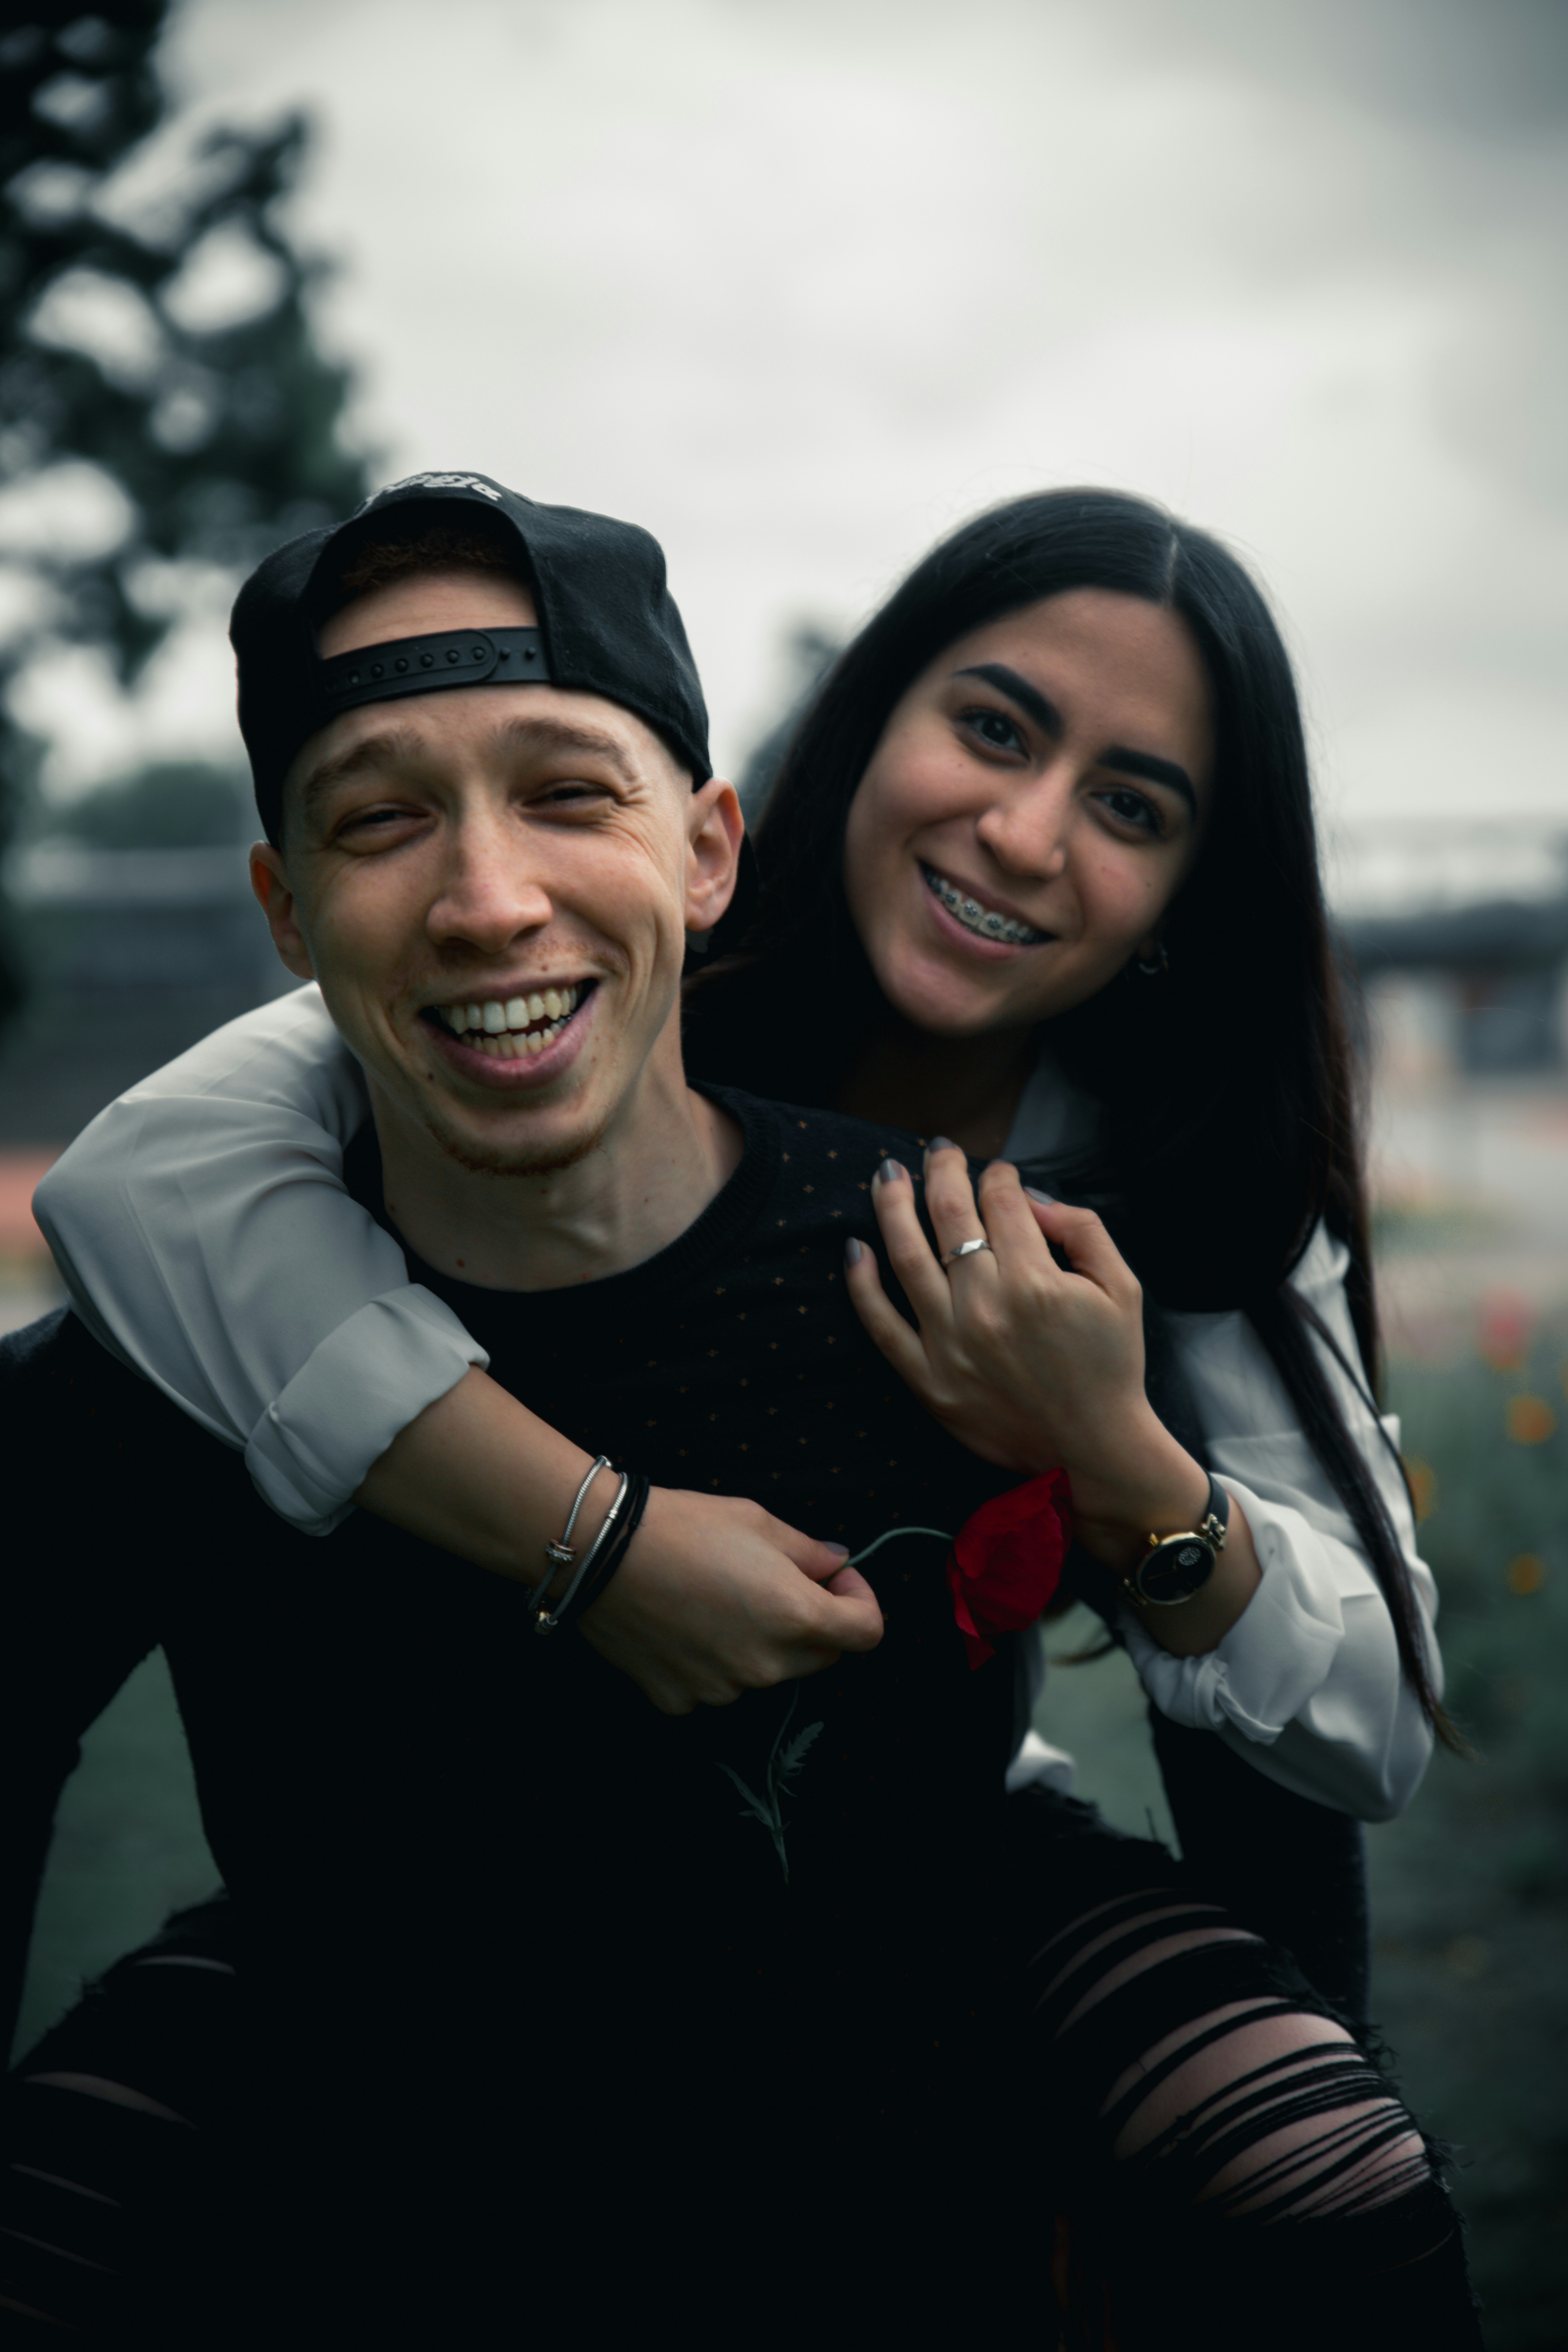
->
xmin=426 ymin=812 xmax=553 ymax=952
xmin=974 ymin=767 xmax=1073 ymax=879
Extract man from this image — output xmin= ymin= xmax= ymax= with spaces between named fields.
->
xmin=1 ymin=477 xmax=1041 ymax=2341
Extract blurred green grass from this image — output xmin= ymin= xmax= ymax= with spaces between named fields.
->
xmin=1369 ymin=1320 xmax=1568 ymax=2347
xmin=10 ymin=1650 xmax=218 ymax=2065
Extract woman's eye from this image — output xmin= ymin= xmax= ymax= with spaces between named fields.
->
xmin=1095 ymin=787 xmax=1162 ymax=835
xmin=960 ymin=707 xmax=1026 ymax=756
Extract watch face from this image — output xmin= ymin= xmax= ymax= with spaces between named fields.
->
xmin=1136 ymin=1534 xmax=1215 ymax=1606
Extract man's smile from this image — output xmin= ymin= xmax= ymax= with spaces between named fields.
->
xmin=417 ymin=979 xmax=598 ymax=1083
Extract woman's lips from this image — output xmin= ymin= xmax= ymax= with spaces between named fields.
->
xmin=918 ymin=863 xmax=1054 ymax=958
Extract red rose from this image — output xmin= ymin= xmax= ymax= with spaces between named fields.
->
xmin=945 ymin=1471 xmax=1071 ymax=1669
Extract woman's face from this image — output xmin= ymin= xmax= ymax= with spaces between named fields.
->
xmin=843 ymin=589 xmax=1216 ymax=1041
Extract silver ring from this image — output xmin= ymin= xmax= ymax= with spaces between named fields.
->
xmin=941 ymin=1237 xmax=993 ymax=1267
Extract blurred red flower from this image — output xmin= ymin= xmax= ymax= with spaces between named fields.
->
xmin=946 ymin=1470 xmax=1071 ymax=1669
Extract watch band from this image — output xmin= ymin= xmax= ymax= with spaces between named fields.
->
xmin=1126 ymin=1472 xmax=1230 ymax=1608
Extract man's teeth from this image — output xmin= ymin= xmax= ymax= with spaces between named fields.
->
xmin=438 ymin=985 xmax=580 ymax=1057
xmin=921 ymin=864 xmax=1049 ymax=947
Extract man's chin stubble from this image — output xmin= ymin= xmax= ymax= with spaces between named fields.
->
xmin=419 ymin=1096 xmax=610 ymax=1181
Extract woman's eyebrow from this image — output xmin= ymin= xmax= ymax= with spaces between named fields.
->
xmin=953 ymin=661 xmax=1197 ymax=816
xmin=1099 ymin=745 xmax=1197 ymax=816
xmin=954 ymin=662 xmax=1063 ymax=739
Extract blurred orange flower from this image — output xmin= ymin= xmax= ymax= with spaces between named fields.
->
xmin=1506 ymin=1395 xmax=1556 ymax=1445
xmin=1405 ymin=1457 xmax=1436 ymax=1521
xmin=1507 ymin=1554 xmax=1546 ymax=1595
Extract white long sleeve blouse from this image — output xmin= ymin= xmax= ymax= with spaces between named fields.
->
xmin=33 ymin=985 xmax=1438 ymax=1825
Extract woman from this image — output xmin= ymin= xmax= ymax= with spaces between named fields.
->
xmin=24 ymin=488 xmax=1474 ymax=2344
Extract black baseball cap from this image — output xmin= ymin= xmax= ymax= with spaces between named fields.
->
xmin=232 ymin=471 xmax=714 ymax=845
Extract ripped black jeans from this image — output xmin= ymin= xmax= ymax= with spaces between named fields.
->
xmin=1 ymin=1797 xmax=1482 ymax=2349
xmin=1023 ymin=1848 xmax=1475 ymax=2342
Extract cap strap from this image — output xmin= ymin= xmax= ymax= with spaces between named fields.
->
xmin=316 ymin=626 xmax=550 ymax=716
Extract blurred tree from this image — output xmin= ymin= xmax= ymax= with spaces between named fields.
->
xmin=53 ymin=758 xmax=247 ymax=848
xmin=0 ymin=0 xmax=371 ymax=1029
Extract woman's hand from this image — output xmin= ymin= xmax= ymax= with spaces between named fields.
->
xmin=844 ymin=1143 xmax=1155 ymax=1500
xmin=579 ymin=1489 xmax=883 ymax=1714
xmin=843 ymin=1143 xmax=1260 ymax=1653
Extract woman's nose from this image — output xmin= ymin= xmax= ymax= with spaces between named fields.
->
xmin=974 ymin=773 xmax=1072 ymax=880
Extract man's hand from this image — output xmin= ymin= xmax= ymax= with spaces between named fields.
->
xmin=357 ymin=1369 xmax=883 ymax=1711
xmin=579 ymin=1488 xmax=883 ymax=1714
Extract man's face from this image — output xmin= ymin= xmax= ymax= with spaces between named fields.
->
xmin=251 ymin=567 xmax=740 ymax=1177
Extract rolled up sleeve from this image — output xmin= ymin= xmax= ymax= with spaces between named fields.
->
xmin=34 ymin=985 xmax=489 ymax=1535
xmin=1122 ymin=1226 xmax=1440 ymax=1821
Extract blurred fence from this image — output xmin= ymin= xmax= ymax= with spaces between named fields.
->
xmin=0 ymin=836 xmax=287 ymax=1149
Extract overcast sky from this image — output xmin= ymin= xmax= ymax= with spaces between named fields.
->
xmin=18 ymin=0 xmax=1568 ymax=906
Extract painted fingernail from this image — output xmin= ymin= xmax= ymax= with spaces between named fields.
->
xmin=823 ymin=1542 xmax=850 ymax=1561
xmin=844 ymin=1237 xmax=863 ymax=1265
xmin=927 ymin=1135 xmax=956 ymax=1154
xmin=877 ymin=1158 xmax=905 ymax=1184
xmin=1025 ymin=1186 xmax=1056 ymax=1205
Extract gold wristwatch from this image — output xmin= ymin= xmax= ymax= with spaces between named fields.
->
xmin=1125 ymin=1473 xmax=1230 ymax=1607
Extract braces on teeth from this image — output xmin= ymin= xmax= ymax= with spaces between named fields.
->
xmin=922 ymin=865 xmax=1046 ymax=947
xmin=438 ymin=985 xmax=580 ymax=1058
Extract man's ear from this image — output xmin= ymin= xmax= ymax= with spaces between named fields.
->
xmin=249 ymin=844 xmax=316 ymax=981
xmin=684 ymin=778 xmax=744 ymax=938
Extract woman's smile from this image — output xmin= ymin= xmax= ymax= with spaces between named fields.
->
xmin=918 ymin=861 xmax=1054 ymax=950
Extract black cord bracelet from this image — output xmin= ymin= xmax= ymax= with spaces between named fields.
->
xmin=564 ymin=1471 xmax=651 ymax=1625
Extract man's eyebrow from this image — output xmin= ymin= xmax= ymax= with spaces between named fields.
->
xmin=297 ymin=709 xmax=639 ymax=814
xmin=487 ymin=712 xmax=641 ymax=779
xmin=953 ymin=661 xmax=1197 ymax=816
xmin=298 ymin=725 xmax=426 ymax=812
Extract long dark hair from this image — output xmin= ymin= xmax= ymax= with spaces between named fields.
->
xmin=687 ymin=487 xmax=1450 ymax=1741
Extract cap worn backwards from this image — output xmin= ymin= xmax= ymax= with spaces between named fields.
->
xmin=232 ymin=472 xmax=714 ymax=845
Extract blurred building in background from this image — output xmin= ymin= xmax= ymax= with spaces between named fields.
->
xmin=1348 ymin=882 xmax=1568 ymax=1080
xmin=0 ymin=843 xmax=282 ymax=1148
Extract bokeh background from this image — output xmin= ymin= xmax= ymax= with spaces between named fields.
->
xmin=2 ymin=1 xmax=1566 ymax=2340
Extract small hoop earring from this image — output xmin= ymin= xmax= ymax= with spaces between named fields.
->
xmin=1134 ymin=940 xmax=1170 ymax=978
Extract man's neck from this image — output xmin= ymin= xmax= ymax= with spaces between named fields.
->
xmin=369 ymin=1050 xmax=745 ymax=1292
